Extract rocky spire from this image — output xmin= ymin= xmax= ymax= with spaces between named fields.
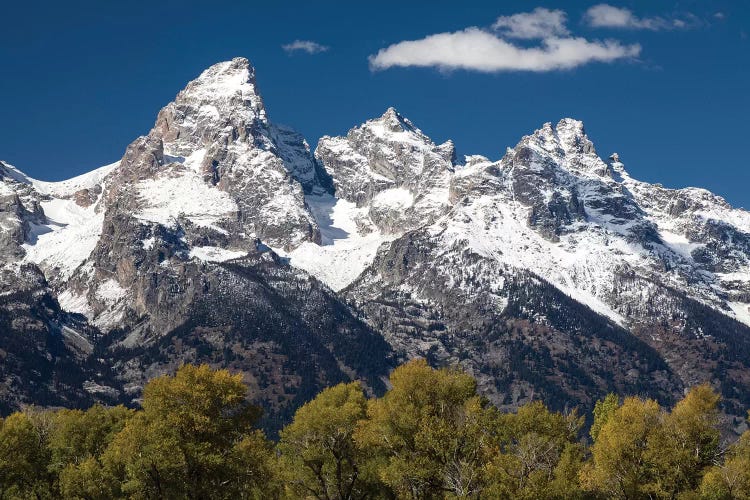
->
xmin=554 ymin=118 xmax=593 ymax=156
xmin=607 ymin=152 xmax=629 ymax=179
xmin=153 ymin=57 xmax=268 ymax=157
xmin=378 ymin=107 xmax=417 ymax=133
xmin=99 ymin=57 xmax=324 ymax=251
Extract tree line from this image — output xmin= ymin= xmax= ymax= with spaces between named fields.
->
xmin=0 ymin=360 xmax=748 ymax=499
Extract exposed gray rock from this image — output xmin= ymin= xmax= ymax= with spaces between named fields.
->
xmin=316 ymin=107 xmax=455 ymax=234
xmin=3 ymin=57 xmax=750 ymax=434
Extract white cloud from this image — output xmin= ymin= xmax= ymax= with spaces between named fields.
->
xmin=584 ymin=4 xmax=664 ymax=29
xmin=282 ymin=40 xmax=329 ymax=54
xmin=583 ymin=4 xmax=696 ymax=31
xmin=492 ymin=7 xmax=569 ymax=39
xmin=369 ymin=27 xmax=640 ymax=73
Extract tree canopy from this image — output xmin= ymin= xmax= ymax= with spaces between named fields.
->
xmin=0 ymin=361 xmax=746 ymax=499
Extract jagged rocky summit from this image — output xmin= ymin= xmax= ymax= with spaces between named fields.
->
xmin=2 ymin=57 xmax=750 ymax=433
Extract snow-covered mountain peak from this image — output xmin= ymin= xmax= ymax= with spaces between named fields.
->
xmin=178 ymin=57 xmax=265 ymax=120
xmin=152 ymin=57 xmax=269 ymax=159
xmin=555 ymin=117 xmax=586 ymax=138
xmin=145 ymin=57 xmax=322 ymax=196
xmin=353 ymin=108 xmax=443 ymax=151
xmin=0 ymin=158 xmax=115 ymax=279
xmin=512 ymin=118 xmax=612 ymax=181
xmin=462 ymin=155 xmax=491 ymax=167
xmin=5 ymin=57 xmax=750 ymax=430
xmin=282 ymin=110 xmax=459 ymax=289
xmin=95 ymin=56 xmax=324 ymax=255
xmin=32 ymin=162 xmax=118 ymax=198
xmin=376 ymin=107 xmax=418 ymax=134
xmin=1 ymin=159 xmax=117 ymax=199
xmin=316 ymin=110 xmax=455 ymax=207
xmin=28 ymin=57 xmax=329 ymax=329
xmin=529 ymin=118 xmax=590 ymax=155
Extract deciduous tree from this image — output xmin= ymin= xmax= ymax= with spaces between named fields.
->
xmin=278 ymin=381 xmax=383 ymax=499
xmin=102 ymin=364 xmax=273 ymax=499
xmin=581 ymin=396 xmax=664 ymax=499
xmin=354 ymin=359 xmax=491 ymax=499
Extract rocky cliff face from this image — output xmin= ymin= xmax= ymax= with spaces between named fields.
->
xmin=332 ymin=118 xmax=750 ymax=423
xmin=0 ymin=162 xmax=46 ymax=260
xmin=0 ymin=263 xmax=120 ymax=412
xmin=60 ymin=58 xmax=332 ymax=333
xmin=316 ymin=107 xmax=455 ymax=233
xmin=3 ymin=57 xmax=750 ymax=433
xmin=2 ymin=59 xmax=392 ymax=432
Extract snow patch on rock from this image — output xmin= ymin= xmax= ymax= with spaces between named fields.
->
xmin=58 ymin=289 xmax=93 ymax=316
xmin=728 ymin=301 xmax=750 ymax=328
xmin=275 ymin=194 xmax=395 ymax=291
xmin=189 ymin=246 xmax=247 ymax=262
xmin=372 ymin=187 xmax=414 ymax=209
xmin=134 ymin=149 xmax=238 ymax=229
xmin=96 ymin=278 xmax=127 ymax=305
xmin=22 ymin=196 xmax=105 ymax=279
xmin=32 ymin=161 xmax=118 ymax=197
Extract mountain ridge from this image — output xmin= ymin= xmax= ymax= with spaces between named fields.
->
xmin=2 ymin=57 xmax=749 ymax=433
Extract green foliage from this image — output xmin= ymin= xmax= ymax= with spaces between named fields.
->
xmin=0 ymin=365 xmax=274 ymax=499
xmin=49 ymin=404 xmax=133 ymax=499
xmin=590 ymin=393 xmax=618 ymax=442
xmin=354 ymin=359 xmax=491 ymax=498
xmin=102 ymin=364 xmax=273 ymax=499
xmin=278 ymin=381 xmax=382 ymax=499
xmin=582 ymin=396 xmax=664 ymax=498
xmin=0 ymin=411 xmax=53 ymax=499
xmin=59 ymin=456 xmax=118 ymax=500
xmin=582 ymin=384 xmax=723 ymax=500
xmin=649 ymin=384 xmax=721 ymax=496
xmin=485 ymin=401 xmax=584 ymax=499
xmin=700 ymin=415 xmax=750 ymax=500
xmin=0 ymin=362 xmax=741 ymax=499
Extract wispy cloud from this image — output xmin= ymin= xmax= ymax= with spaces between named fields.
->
xmin=282 ymin=40 xmax=329 ymax=54
xmin=492 ymin=7 xmax=569 ymax=39
xmin=369 ymin=8 xmax=640 ymax=73
xmin=584 ymin=4 xmax=697 ymax=31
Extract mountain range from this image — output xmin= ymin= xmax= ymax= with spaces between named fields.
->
xmin=2 ymin=57 xmax=749 ymax=433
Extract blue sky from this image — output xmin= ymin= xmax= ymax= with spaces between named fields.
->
xmin=2 ymin=0 xmax=748 ymax=206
